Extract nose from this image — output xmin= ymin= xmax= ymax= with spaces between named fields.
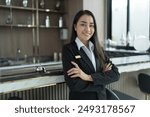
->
xmin=85 ymin=25 xmax=91 ymax=32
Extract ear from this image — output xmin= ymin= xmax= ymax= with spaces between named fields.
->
xmin=74 ymin=24 xmax=77 ymax=31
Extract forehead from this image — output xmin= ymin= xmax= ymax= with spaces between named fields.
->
xmin=78 ymin=15 xmax=94 ymax=23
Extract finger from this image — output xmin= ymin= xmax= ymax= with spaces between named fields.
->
xmin=105 ymin=63 xmax=111 ymax=69
xmin=107 ymin=63 xmax=111 ymax=66
xmin=68 ymin=72 xmax=75 ymax=76
xmin=67 ymin=68 xmax=77 ymax=73
xmin=70 ymin=74 xmax=79 ymax=78
xmin=68 ymin=70 xmax=79 ymax=76
xmin=107 ymin=63 xmax=112 ymax=68
xmin=71 ymin=61 xmax=79 ymax=68
xmin=67 ymin=68 xmax=79 ymax=75
xmin=107 ymin=64 xmax=112 ymax=69
xmin=67 ymin=68 xmax=73 ymax=73
xmin=104 ymin=65 xmax=112 ymax=71
xmin=103 ymin=63 xmax=112 ymax=70
xmin=109 ymin=64 xmax=112 ymax=68
xmin=107 ymin=66 xmax=112 ymax=71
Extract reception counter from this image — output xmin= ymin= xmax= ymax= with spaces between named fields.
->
xmin=0 ymin=52 xmax=150 ymax=99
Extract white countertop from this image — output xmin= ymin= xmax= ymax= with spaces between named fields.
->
xmin=111 ymin=55 xmax=150 ymax=66
xmin=0 ymin=55 xmax=150 ymax=94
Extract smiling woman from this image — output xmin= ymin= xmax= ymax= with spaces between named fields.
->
xmin=62 ymin=10 xmax=120 ymax=100
xmin=74 ymin=14 xmax=95 ymax=46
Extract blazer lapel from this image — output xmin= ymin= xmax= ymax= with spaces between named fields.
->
xmin=79 ymin=48 xmax=96 ymax=72
xmin=71 ymin=41 xmax=96 ymax=72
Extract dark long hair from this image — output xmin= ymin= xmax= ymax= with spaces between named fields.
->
xmin=70 ymin=10 xmax=105 ymax=68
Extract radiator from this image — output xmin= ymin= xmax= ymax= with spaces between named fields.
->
xmin=0 ymin=83 xmax=69 ymax=100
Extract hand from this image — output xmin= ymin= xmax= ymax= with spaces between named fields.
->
xmin=103 ymin=63 xmax=112 ymax=72
xmin=67 ymin=61 xmax=92 ymax=81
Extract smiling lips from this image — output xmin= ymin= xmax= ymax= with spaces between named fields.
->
xmin=83 ymin=32 xmax=92 ymax=37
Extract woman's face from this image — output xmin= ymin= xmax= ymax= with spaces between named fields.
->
xmin=74 ymin=15 xmax=95 ymax=45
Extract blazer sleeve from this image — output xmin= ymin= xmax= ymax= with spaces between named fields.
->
xmin=91 ymin=53 xmax=120 ymax=86
xmin=62 ymin=44 xmax=91 ymax=92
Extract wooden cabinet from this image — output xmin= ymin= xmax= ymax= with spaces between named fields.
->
xmin=0 ymin=0 xmax=68 ymax=66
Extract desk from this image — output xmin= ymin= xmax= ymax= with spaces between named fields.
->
xmin=0 ymin=55 xmax=150 ymax=99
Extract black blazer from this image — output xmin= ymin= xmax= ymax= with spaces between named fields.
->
xmin=62 ymin=41 xmax=120 ymax=100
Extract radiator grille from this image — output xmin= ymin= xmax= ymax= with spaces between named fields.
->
xmin=0 ymin=83 xmax=69 ymax=100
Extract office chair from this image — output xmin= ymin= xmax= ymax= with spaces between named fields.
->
xmin=106 ymin=88 xmax=119 ymax=100
xmin=138 ymin=73 xmax=150 ymax=100
xmin=112 ymin=90 xmax=137 ymax=100
xmin=106 ymin=88 xmax=137 ymax=100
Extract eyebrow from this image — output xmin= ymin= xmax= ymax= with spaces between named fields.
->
xmin=80 ymin=21 xmax=94 ymax=24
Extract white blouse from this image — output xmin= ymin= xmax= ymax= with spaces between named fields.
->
xmin=75 ymin=37 xmax=96 ymax=71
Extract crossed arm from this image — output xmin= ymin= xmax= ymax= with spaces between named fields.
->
xmin=67 ymin=61 xmax=112 ymax=81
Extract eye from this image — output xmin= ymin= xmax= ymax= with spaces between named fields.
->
xmin=80 ymin=23 xmax=86 ymax=27
xmin=90 ymin=24 xmax=94 ymax=28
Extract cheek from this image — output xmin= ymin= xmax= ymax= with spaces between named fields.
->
xmin=76 ymin=30 xmax=82 ymax=37
xmin=75 ymin=28 xmax=82 ymax=35
xmin=92 ymin=28 xmax=95 ymax=32
xmin=91 ymin=29 xmax=95 ymax=35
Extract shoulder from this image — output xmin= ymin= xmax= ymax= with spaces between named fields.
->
xmin=63 ymin=41 xmax=77 ymax=50
xmin=62 ymin=41 xmax=79 ymax=57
